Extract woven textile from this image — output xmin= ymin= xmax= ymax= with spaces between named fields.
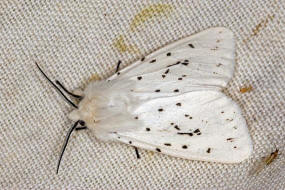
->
xmin=0 ymin=1 xmax=284 ymax=189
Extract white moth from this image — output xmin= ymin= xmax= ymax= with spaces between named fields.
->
xmin=37 ymin=27 xmax=253 ymax=173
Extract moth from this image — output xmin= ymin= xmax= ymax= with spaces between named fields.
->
xmin=251 ymin=148 xmax=279 ymax=175
xmin=36 ymin=27 xmax=253 ymax=174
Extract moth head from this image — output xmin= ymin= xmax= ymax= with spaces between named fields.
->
xmin=68 ymin=95 xmax=99 ymax=127
xmin=68 ymin=80 xmax=116 ymax=128
xmin=35 ymin=62 xmax=89 ymax=174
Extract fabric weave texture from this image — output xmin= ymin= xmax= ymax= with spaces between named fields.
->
xmin=0 ymin=1 xmax=284 ymax=189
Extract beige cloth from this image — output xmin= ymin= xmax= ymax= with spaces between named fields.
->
xmin=0 ymin=1 xmax=284 ymax=189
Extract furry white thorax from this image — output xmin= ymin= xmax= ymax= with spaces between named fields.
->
xmin=68 ymin=79 xmax=143 ymax=141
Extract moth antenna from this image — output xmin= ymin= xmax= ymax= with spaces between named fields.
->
xmin=35 ymin=62 xmax=78 ymax=109
xmin=115 ymin=60 xmax=121 ymax=73
xmin=55 ymin=80 xmax=83 ymax=99
xmin=273 ymin=143 xmax=280 ymax=152
xmin=56 ymin=120 xmax=80 ymax=174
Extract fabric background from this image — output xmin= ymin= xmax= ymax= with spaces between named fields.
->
xmin=0 ymin=0 xmax=284 ymax=189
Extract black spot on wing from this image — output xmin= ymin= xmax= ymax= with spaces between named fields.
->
xmin=156 ymin=148 xmax=161 ymax=152
xmin=182 ymin=145 xmax=188 ymax=149
xmin=137 ymin=76 xmax=142 ymax=80
xmin=194 ymin=129 xmax=200 ymax=133
xmin=177 ymin=132 xmax=193 ymax=136
xmin=207 ymin=148 xmax=211 ymax=153
xmin=158 ymin=108 xmax=164 ymax=112
xmin=188 ymin=44 xmax=195 ymax=48
xmin=155 ymin=89 xmax=160 ymax=92
xmin=166 ymin=52 xmax=171 ymax=56
xmin=216 ymin=63 xmax=223 ymax=67
xmin=173 ymin=89 xmax=179 ymax=93
xmin=174 ymin=125 xmax=180 ymax=130
xmin=164 ymin=143 xmax=171 ymax=146
xmin=164 ymin=69 xmax=169 ymax=74
xmin=150 ymin=59 xmax=156 ymax=63
xmin=227 ymin=138 xmax=234 ymax=142
xmin=167 ymin=61 xmax=180 ymax=67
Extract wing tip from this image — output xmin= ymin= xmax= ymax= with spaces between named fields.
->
xmin=204 ymin=143 xmax=253 ymax=164
xmin=223 ymin=134 xmax=253 ymax=163
xmin=233 ymin=143 xmax=253 ymax=163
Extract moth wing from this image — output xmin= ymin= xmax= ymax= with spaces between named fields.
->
xmin=109 ymin=27 xmax=235 ymax=91
xmin=107 ymin=27 xmax=252 ymax=163
xmin=115 ymin=91 xmax=252 ymax=163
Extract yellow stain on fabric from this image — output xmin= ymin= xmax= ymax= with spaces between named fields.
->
xmin=88 ymin=74 xmax=101 ymax=83
xmin=145 ymin=150 xmax=155 ymax=161
xmin=130 ymin=4 xmax=173 ymax=32
xmin=113 ymin=4 xmax=173 ymax=54
xmin=243 ymin=14 xmax=275 ymax=43
xmin=252 ymin=14 xmax=275 ymax=36
xmin=113 ymin=35 xmax=139 ymax=53
xmin=239 ymin=85 xmax=253 ymax=93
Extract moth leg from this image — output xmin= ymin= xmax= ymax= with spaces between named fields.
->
xmin=134 ymin=147 xmax=141 ymax=159
xmin=75 ymin=126 xmax=87 ymax=131
xmin=115 ymin=60 xmax=121 ymax=73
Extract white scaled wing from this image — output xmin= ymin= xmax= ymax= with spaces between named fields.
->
xmin=107 ymin=27 xmax=252 ymax=163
